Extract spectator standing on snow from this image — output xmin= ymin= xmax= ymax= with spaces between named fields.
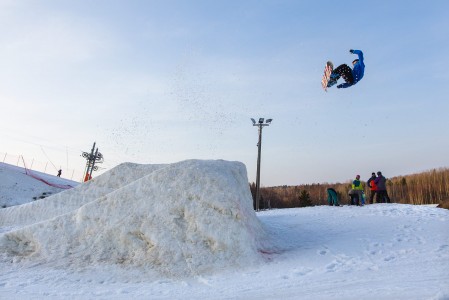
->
xmin=374 ymin=171 xmax=391 ymax=203
xmin=57 ymin=169 xmax=62 ymax=177
xmin=349 ymin=175 xmax=364 ymax=206
xmin=367 ymin=172 xmax=378 ymax=204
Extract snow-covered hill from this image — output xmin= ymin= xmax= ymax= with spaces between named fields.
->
xmin=0 ymin=162 xmax=79 ymax=208
xmin=0 ymin=160 xmax=448 ymax=299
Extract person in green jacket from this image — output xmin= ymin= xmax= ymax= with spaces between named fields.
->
xmin=327 ymin=188 xmax=340 ymax=206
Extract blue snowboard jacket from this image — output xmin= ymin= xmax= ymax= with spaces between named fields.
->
xmin=338 ymin=50 xmax=365 ymax=89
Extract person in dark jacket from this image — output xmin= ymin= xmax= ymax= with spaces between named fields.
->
xmin=367 ymin=172 xmax=378 ymax=204
xmin=327 ymin=49 xmax=365 ymax=89
xmin=374 ymin=171 xmax=391 ymax=203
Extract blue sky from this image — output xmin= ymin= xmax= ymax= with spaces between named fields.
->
xmin=1 ymin=0 xmax=448 ymax=185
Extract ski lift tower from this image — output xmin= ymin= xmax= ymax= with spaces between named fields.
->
xmin=251 ymin=118 xmax=273 ymax=211
xmin=82 ymin=142 xmax=104 ymax=182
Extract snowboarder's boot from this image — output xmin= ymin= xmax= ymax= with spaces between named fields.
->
xmin=327 ymin=72 xmax=340 ymax=88
xmin=327 ymin=78 xmax=338 ymax=88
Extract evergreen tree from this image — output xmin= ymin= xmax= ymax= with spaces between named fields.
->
xmin=298 ymin=190 xmax=313 ymax=207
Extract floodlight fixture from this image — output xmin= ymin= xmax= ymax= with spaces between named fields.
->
xmin=266 ymin=118 xmax=273 ymax=124
xmin=251 ymin=118 xmax=256 ymax=125
xmin=259 ymin=118 xmax=264 ymax=124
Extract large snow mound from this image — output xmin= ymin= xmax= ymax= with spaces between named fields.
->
xmin=0 ymin=160 xmax=268 ymax=277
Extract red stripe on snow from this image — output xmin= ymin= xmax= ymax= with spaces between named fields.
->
xmin=23 ymin=168 xmax=74 ymax=190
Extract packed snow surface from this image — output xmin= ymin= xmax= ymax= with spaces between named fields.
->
xmin=0 ymin=160 xmax=448 ymax=299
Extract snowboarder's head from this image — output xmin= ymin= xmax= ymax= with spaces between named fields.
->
xmin=377 ymin=171 xmax=382 ymax=176
xmin=352 ymin=59 xmax=359 ymax=65
xmin=356 ymin=175 xmax=360 ymax=180
xmin=371 ymin=172 xmax=376 ymax=177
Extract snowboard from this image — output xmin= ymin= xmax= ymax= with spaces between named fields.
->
xmin=321 ymin=61 xmax=334 ymax=92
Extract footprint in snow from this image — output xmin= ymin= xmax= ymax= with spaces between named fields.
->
xmin=318 ymin=249 xmax=328 ymax=255
xmin=437 ymin=244 xmax=449 ymax=255
xmin=326 ymin=262 xmax=337 ymax=272
xmin=384 ymin=255 xmax=395 ymax=262
xmin=318 ymin=246 xmax=330 ymax=256
xmin=292 ymin=267 xmax=312 ymax=276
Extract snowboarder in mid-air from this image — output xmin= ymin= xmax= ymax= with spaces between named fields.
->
xmin=322 ymin=49 xmax=365 ymax=90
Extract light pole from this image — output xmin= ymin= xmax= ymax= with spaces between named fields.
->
xmin=251 ymin=117 xmax=272 ymax=211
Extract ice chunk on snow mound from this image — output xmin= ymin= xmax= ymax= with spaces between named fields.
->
xmin=0 ymin=160 xmax=267 ymax=277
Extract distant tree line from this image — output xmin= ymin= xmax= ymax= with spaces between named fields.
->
xmin=250 ymin=168 xmax=449 ymax=209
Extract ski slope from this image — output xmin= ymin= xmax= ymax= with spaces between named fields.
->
xmin=0 ymin=160 xmax=448 ymax=299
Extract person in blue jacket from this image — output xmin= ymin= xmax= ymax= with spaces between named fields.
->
xmin=327 ymin=49 xmax=365 ymax=89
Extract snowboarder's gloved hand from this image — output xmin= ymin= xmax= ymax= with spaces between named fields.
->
xmin=349 ymin=49 xmax=354 ymax=54
xmin=337 ymin=84 xmax=343 ymax=89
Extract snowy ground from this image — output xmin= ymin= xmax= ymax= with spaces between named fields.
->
xmin=0 ymin=160 xmax=448 ymax=299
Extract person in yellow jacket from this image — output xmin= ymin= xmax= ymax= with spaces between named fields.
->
xmin=349 ymin=175 xmax=364 ymax=205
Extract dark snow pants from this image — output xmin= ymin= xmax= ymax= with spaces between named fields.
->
xmin=350 ymin=193 xmax=360 ymax=206
xmin=377 ymin=190 xmax=391 ymax=203
xmin=369 ymin=190 xmax=377 ymax=204
xmin=333 ymin=64 xmax=354 ymax=84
